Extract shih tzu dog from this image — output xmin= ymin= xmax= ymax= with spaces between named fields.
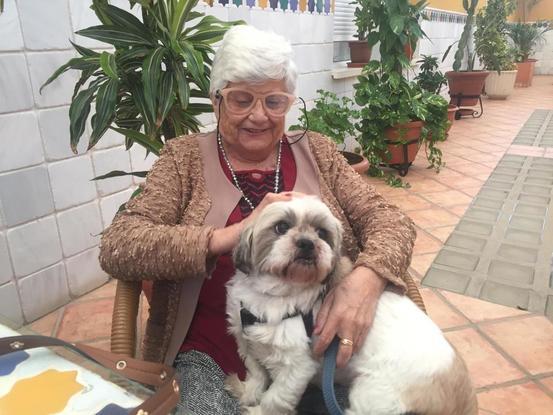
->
xmin=226 ymin=197 xmax=477 ymax=415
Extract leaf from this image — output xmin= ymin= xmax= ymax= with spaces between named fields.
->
xmin=390 ymin=15 xmax=405 ymax=35
xmin=111 ymin=127 xmax=163 ymax=155
xmin=103 ymin=4 xmax=151 ymax=38
xmin=40 ymin=57 xmax=99 ymax=93
xmin=158 ymin=72 xmax=175 ymax=123
xmin=76 ymin=25 xmax=155 ymax=47
xmin=173 ymin=61 xmax=190 ymax=109
xmin=100 ymin=51 xmax=118 ymax=79
xmin=70 ymin=40 xmax=99 ymax=57
xmin=171 ymin=0 xmax=199 ymax=39
xmin=178 ymin=40 xmax=206 ymax=91
xmin=142 ymin=47 xmax=166 ymax=120
xmin=92 ymin=170 xmax=148 ymax=180
xmin=69 ymin=86 xmax=97 ymax=153
xmin=72 ymin=68 xmax=96 ymax=100
xmin=89 ymin=78 xmax=119 ymax=149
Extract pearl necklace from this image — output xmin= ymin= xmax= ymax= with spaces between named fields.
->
xmin=217 ymin=132 xmax=282 ymax=211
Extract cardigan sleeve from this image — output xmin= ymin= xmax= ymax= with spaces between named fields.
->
xmin=313 ymin=134 xmax=416 ymax=290
xmin=98 ymin=139 xmax=215 ymax=281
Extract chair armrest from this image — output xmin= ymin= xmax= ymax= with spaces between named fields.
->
xmin=111 ymin=280 xmax=141 ymax=357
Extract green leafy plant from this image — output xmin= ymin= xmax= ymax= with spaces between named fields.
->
xmin=443 ymin=0 xmax=479 ymax=71
xmin=353 ymin=61 xmax=449 ymax=180
xmin=474 ymin=0 xmax=516 ymax=72
xmin=351 ymin=0 xmax=377 ymax=41
xmin=507 ymin=21 xmax=551 ymax=62
xmin=415 ymin=55 xmax=447 ymax=94
xmin=290 ymin=90 xmax=359 ymax=147
xmin=41 ymin=0 xmax=241 ymax=169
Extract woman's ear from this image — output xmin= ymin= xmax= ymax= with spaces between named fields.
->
xmin=233 ymin=225 xmax=254 ymax=274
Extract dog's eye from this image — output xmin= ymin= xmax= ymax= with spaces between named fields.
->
xmin=274 ymin=221 xmax=290 ymax=235
xmin=317 ymin=228 xmax=329 ymax=241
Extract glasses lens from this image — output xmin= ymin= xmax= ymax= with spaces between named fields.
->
xmin=225 ymin=90 xmax=255 ymax=113
xmin=264 ymin=94 xmax=291 ymax=115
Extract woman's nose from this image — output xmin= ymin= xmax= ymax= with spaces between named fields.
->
xmin=249 ymin=98 xmax=268 ymax=120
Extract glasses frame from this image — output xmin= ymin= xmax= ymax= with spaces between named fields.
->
xmin=217 ymin=88 xmax=296 ymax=117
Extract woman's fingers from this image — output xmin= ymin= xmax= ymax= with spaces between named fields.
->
xmin=313 ymin=290 xmax=334 ymax=336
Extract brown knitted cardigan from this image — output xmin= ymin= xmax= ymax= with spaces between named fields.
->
xmin=99 ymin=131 xmax=416 ymax=364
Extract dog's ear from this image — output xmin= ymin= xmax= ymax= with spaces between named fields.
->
xmin=233 ymin=225 xmax=254 ymax=274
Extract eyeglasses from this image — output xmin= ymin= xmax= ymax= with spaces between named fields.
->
xmin=217 ymin=88 xmax=296 ymax=117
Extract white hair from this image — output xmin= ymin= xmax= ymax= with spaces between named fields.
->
xmin=209 ymin=25 xmax=297 ymax=95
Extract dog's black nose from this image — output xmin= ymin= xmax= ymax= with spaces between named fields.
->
xmin=296 ymin=238 xmax=314 ymax=252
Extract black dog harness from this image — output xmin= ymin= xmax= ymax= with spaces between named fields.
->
xmin=240 ymin=303 xmax=315 ymax=338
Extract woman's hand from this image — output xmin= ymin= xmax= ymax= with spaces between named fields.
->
xmin=313 ymin=266 xmax=386 ymax=368
xmin=208 ymin=191 xmax=307 ymax=256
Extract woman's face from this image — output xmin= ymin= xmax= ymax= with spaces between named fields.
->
xmin=213 ymin=79 xmax=292 ymax=160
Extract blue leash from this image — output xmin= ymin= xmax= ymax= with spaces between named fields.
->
xmin=322 ymin=336 xmax=344 ymax=415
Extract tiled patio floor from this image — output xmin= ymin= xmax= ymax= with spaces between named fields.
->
xmin=27 ymin=76 xmax=553 ymax=414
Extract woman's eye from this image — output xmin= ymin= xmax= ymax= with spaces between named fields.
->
xmin=317 ymin=228 xmax=329 ymax=241
xmin=275 ymin=221 xmax=290 ymax=235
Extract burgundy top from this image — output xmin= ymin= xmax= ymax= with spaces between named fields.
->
xmin=180 ymin=139 xmax=297 ymax=379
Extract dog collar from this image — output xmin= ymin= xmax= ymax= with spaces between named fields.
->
xmin=239 ymin=303 xmax=315 ymax=338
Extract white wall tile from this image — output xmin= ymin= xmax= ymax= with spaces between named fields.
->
xmin=92 ymin=127 xmax=125 ymax=150
xmin=65 ymin=247 xmax=108 ymax=297
xmin=0 ymin=282 xmax=24 ymax=327
xmin=18 ymin=0 xmax=73 ymax=50
xmin=0 ymin=166 xmax=55 ymax=227
xmin=0 ymin=0 xmax=24 ymax=51
xmin=99 ymin=188 xmax=134 ymax=227
xmin=68 ymin=0 xmax=110 ymax=49
xmin=48 ymin=155 xmax=97 ymax=210
xmin=129 ymin=145 xmax=157 ymax=180
xmin=27 ymin=51 xmax=79 ymax=108
xmin=57 ymin=202 xmax=102 ymax=257
xmin=0 ymin=54 xmax=34 ymax=113
xmin=92 ymin=147 xmax=133 ymax=196
xmin=297 ymin=71 xmax=336 ymax=101
xmin=39 ymin=106 xmax=88 ymax=161
xmin=18 ymin=263 xmax=69 ymax=322
xmin=0 ymin=233 xmax=13 ymax=286
xmin=0 ymin=112 xmax=44 ymax=171
xmin=7 ymin=216 xmax=63 ymax=278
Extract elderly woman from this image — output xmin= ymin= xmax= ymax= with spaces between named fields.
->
xmin=99 ymin=25 xmax=416 ymax=414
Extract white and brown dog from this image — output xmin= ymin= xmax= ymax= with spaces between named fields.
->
xmin=226 ymin=197 xmax=477 ymax=415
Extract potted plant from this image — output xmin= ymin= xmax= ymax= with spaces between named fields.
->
xmin=290 ymin=90 xmax=369 ymax=174
xmin=443 ymin=0 xmax=489 ymax=112
xmin=474 ymin=0 xmax=518 ymax=99
xmin=415 ymin=54 xmax=457 ymax=132
xmin=507 ymin=21 xmax=551 ymax=87
xmin=354 ymin=62 xmax=449 ymax=181
xmin=41 ymin=0 xmax=240 ymax=182
xmin=348 ymin=0 xmax=377 ymax=68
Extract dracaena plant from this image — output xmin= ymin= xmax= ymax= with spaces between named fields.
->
xmin=41 ymin=0 xmax=241 ymax=182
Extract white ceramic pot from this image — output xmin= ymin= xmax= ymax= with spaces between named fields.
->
xmin=484 ymin=70 xmax=517 ymax=100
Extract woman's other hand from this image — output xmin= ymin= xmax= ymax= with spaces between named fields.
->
xmin=313 ymin=266 xmax=386 ymax=367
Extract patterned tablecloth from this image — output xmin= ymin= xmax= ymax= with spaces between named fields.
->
xmin=0 ymin=324 xmax=143 ymax=414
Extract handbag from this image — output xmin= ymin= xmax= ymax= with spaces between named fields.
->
xmin=0 ymin=335 xmax=180 ymax=415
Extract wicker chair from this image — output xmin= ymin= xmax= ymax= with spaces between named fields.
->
xmin=110 ymin=275 xmax=425 ymax=358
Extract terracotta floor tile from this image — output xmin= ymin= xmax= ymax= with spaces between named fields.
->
xmin=410 ymin=252 xmax=438 ymax=278
xmin=56 ymin=298 xmax=114 ymax=343
xmin=459 ymin=185 xmax=483 ymax=197
xmin=405 ymin=178 xmax=450 ymax=194
xmin=74 ymin=279 xmax=116 ymax=302
xmin=440 ymin=291 xmax=529 ymax=323
xmin=427 ymin=225 xmax=456 ymax=242
xmin=84 ymin=338 xmax=111 ymax=351
xmin=387 ymin=194 xmax=433 ymax=212
xmin=448 ymin=203 xmax=471 ymax=217
xmin=420 ymin=288 xmax=468 ymax=329
xmin=408 ymin=208 xmax=460 ymax=229
xmin=413 ymin=229 xmax=443 ymax=255
xmin=419 ymin=190 xmax=473 ymax=207
xmin=480 ymin=316 xmax=553 ymax=375
xmin=444 ymin=328 xmax=525 ymax=388
xmin=540 ymin=376 xmax=553 ymax=394
xmin=436 ymin=174 xmax=483 ymax=190
xmin=28 ymin=308 xmax=62 ymax=336
xmin=477 ymin=382 xmax=553 ymax=415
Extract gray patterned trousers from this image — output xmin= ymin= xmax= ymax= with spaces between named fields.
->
xmin=173 ymin=350 xmax=349 ymax=415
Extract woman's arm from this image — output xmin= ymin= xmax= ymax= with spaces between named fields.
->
xmin=99 ymin=140 xmax=215 ymax=281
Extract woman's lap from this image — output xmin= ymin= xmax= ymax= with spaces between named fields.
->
xmin=173 ymin=350 xmax=348 ymax=415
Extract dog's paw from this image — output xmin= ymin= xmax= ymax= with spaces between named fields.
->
xmin=225 ymin=373 xmax=246 ymax=400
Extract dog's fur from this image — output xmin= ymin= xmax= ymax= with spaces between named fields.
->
xmin=226 ymin=197 xmax=477 ymax=415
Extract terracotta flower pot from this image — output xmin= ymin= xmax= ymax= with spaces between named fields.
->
xmin=340 ymin=151 xmax=369 ymax=175
xmin=446 ymin=71 xmax=490 ymax=107
xmin=447 ymin=104 xmax=458 ymax=133
xmin=515 ymin=59 xmax=537 ymax=87
xmin=383 ymin=121 xmax=423 ymax=166
xmin=484 ymin=70 xmax=517 ymax=99
xmin=348 ymin=40 xmax=372 ymax=68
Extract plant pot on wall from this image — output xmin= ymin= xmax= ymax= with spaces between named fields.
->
xmin=348 ymin=40 xmax=372 ymax=68
xmin=484 ymin=70 xmax=517 ymax=99
xmin=382 ymin=120 xmax=423 ymax=176
xmin=446 ymin=71 xmax=490 ymax=107
xmin=515 ymin=59 xmax=537 ymax=87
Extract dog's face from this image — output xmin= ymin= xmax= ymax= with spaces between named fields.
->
xmin=233 ymin=197 xmax=343 ymax=285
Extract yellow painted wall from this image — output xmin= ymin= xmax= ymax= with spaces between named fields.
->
xmin=512 ymin=1 xmax=553 ymax=21
xmin=421 ymin=0 xmax=487 ymax=13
